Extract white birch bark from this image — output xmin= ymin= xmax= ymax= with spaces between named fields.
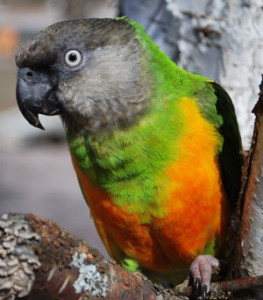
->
xmin=165 ymin=0 xmax=263 ymax=150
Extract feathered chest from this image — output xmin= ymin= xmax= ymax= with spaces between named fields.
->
xmin=68 ymin=98 xmax=227 ymax=272
xmin=68 ymin=97 xmax=223 ymax=219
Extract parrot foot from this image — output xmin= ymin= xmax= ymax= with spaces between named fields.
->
xmin=189 ymin=255 xmax=219 ymax=299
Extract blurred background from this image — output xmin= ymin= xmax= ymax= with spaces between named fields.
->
xmin=0 ymin=0 xmax=262 ymax=257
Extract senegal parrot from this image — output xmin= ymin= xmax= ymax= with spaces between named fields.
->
xmin=15 ymin=18 xmax=242 ymax=297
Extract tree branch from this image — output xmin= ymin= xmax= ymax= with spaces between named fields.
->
xmin=0 ymin=211 xmax=263 ymax=300
xmin=0 ymin=213 xmax=162 ymax=300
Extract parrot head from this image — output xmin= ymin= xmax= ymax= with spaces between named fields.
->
xmin=16 ymin=19 xmax=152 ymax=133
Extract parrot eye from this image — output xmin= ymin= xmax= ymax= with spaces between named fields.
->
xmin=64 ymin=50 xmax=82 ymax=67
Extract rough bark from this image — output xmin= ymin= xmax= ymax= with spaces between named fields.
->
xmin=0 ymin=213 xmax=162 ymax=300
xmin=228 ymin=77 xmax=263 ymax=299
xmin=2 ymin=212 xmax=263 ymax=300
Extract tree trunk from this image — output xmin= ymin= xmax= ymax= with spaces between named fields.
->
xmin=232 ymin=79 xmax=263 ymax=298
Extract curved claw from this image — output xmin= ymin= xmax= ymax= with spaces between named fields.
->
xmin=193 ymin=277 xmax=201 ymax=295
xmin=201 ymin=284 xmax=208 ymax=300
xmin=189 ymin=255 xmax=220 ymax=299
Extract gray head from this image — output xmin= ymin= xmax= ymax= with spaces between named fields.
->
xmin=16 ymin=18 xmax=153 ymax=135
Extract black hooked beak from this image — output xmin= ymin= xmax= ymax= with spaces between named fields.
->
xmin=16 ymin=68 xmax=62 ymax=130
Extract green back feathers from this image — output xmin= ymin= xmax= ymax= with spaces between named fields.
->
xmin=130 ymin=20 xmax=205 ymax=100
